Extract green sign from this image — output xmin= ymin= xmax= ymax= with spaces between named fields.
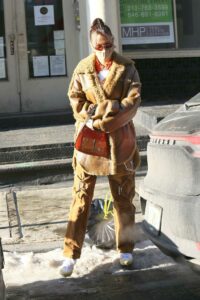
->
xmin=120 ymin=0 xmax=175 ymax=45
xmin=120 ymin=0 xmax=173 ymax=24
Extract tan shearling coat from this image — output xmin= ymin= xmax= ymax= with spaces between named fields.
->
xmin=68 ymin=51 xmax=141 ymax=176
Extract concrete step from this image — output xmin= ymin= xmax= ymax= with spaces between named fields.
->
xmin=0 ymin=121 xmax=149 ymax=186
xmin=0 ymin=137 xmax=149 ymax=165
xmin=0 ymin=103 xmax=181 ymax=186
xmin=0 ymin=111 xmax=74 ymax=129
xmin=0 ymin=151 xmax=147 ymax=187
xmin=0 ymin=121 xmax=149 ymax=165
xmin=0 ymin=143 xmax=74 ymax=164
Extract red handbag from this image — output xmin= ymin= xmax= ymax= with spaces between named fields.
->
xmin=75 ymin=125 xmax=110 ymax=158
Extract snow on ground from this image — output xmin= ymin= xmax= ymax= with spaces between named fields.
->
xmin=3 ymin=240 xmax=175 ymax=287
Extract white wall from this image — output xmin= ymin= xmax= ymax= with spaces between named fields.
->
xmin=79 ymin=0 xmax=122 ymax=59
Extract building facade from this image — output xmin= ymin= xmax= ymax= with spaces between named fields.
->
xmin=0 ymin=0 xmax=199 ymax=116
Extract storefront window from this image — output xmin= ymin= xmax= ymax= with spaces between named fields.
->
xmin=25 ymin=0 xmax=67 ymax=78
xmin=0 ymin=0 xmax=7 ymax=80
xmin=176 ymin=0 xmax=200 ymax=49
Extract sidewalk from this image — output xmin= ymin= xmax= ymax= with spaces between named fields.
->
xmin=0 ymin=177 xmax=144 ymax=253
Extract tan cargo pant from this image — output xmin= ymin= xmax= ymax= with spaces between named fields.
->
xmin=63 ymin=163 xmax=136 ymax=259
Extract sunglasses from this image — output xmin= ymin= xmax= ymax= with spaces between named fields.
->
xmin=94 ymin=43 xmax=113 ymax=51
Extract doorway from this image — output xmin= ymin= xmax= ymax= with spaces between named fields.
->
xmin=0 ymin=0 xmax=77 ymax=114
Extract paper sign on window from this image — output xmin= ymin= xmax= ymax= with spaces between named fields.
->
xmin=0 ymin=37 xmax=4 ymax=58
xmin=50 ymin=55 xmax=66 ymax=76
xmin=54 ymin=39 xmax=65 ymax=49
xmin=0 ymin=58 xmax=6 ymax=78
xmin=34 ymin=5 xmax=55 ymax=26
xmin=54 ymin=30 xmax=64 ymax=40
xmin=55 ymin=49 xmax=65 ymax=55
xmin=33 ymin=56 xmax=49 ymax=77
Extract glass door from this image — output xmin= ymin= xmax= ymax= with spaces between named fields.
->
xmin=16 ymin=0 xmax=71 ymax=112
xmin=0 ymin=0 xmax=21 ymax=114
xmin=0 ymin=0 xmax=78 ymax=114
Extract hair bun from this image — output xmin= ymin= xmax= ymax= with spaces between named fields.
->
xmin=90 ymin=18 xmax=113 ymax=39
xmin=91 ymin=18 xmax=104 ymax=30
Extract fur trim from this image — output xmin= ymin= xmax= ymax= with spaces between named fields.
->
xmin=74 ymin=53 xmax=96 ymax=74
xmin=74 ymin=52 xmax=135 ymax=102
xmin=86 ymin=73 xmax=106 ymax=103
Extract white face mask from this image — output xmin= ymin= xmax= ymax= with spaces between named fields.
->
xmin=93 ymin=47 xmax=114 ymax=65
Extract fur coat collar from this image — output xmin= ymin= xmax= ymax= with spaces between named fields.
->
xmin=74 ymin=51 xmax=135 ymax=103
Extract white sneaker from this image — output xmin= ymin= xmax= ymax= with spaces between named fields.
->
xmin=119 ymin=253 xmax=133 ymax=266
xmin=59 ymin=258 xmax=76 ymax=277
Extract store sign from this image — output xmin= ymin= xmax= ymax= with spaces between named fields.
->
xmin=120 ymin=0 xmax=175 ymax=44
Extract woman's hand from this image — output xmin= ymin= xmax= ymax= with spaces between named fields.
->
xmin=91 ymin=100 xmax=120 ymax=120
xmin=87 ymin=104 xmax=97 ymax=117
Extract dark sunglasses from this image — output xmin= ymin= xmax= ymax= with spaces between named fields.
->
xmin=94 ymin=43 xmax=113 ymax=51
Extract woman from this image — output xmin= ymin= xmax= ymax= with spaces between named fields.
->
xmin=60 ymin=18 xmax=141 ymax=277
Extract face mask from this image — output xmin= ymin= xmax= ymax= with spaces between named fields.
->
xmin=94 ymin=47 xmax=114 ymax=65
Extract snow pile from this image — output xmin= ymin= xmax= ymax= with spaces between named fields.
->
xmin=3 ymin=240 xmax=175 ymax=287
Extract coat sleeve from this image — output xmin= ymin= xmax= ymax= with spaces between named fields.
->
xmin=93 ymin=67 xmax=141 ymax=133
xmin=68 ymin=72 xmax=92 ymax=122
